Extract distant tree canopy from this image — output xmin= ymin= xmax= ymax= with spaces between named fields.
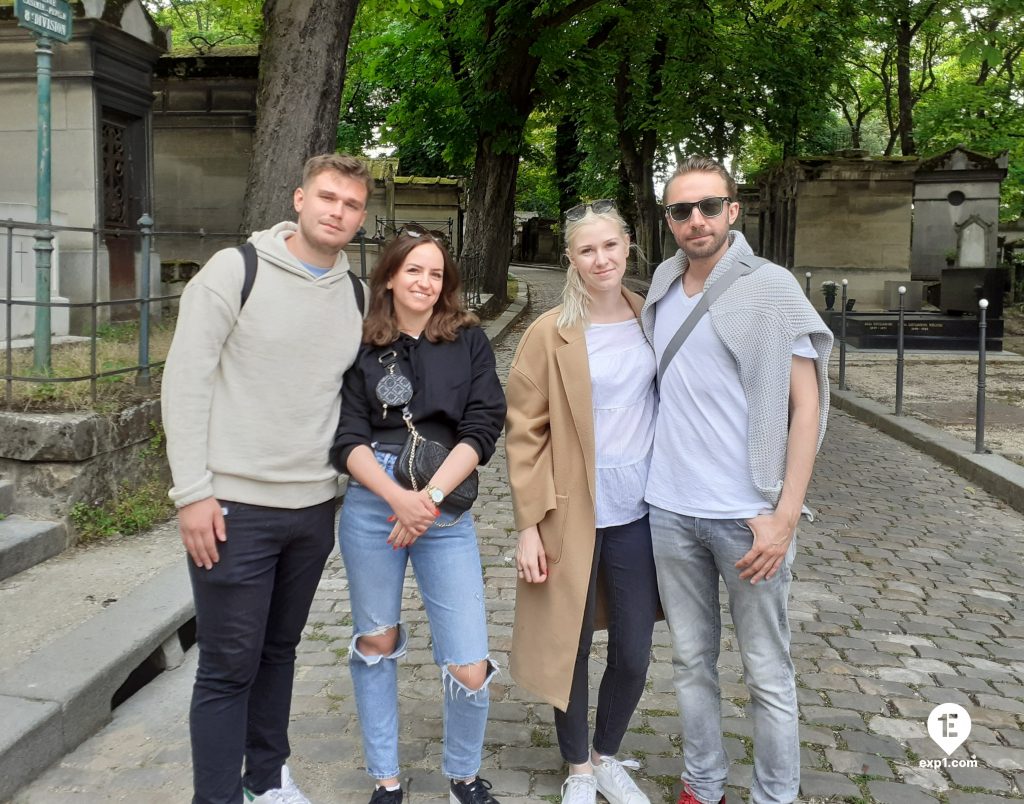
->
xmin=147 ymin=0 xmax=1024 ymax=281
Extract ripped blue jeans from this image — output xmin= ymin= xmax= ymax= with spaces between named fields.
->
xmin=337 ymin=449 xmax=494 ymax=780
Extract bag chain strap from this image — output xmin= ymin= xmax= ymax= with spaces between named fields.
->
xmin=402 ymin=407 xmax=462 ymax=528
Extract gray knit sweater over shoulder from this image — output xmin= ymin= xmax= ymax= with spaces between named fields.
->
xmin=640 ymin=231 xmax=834 ymax=508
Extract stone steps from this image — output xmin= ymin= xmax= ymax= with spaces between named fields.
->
xmin=0 ymin=509 xmax=67 ymax=583
xmin=0 ymin=561 xmax=194 ymax=801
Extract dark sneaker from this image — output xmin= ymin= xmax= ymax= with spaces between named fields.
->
xmin=369 ymin=785 xmax=404 ymax=804
xmin=449 ymin=776 xmax=500 ymax=804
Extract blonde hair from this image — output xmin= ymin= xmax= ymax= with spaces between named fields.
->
xmin=557 ymin=208 xmax=630 ymax=330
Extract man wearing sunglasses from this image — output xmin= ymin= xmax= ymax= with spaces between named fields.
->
xmin=640 ymin=157 xmax=833 ymax=804
xmin=163 ymin=153 xmax=372 ymax=804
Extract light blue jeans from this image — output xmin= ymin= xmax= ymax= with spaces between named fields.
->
xmin=649 ymin=507 xmax=799 ymax=804
xmin=337 ymin=449 xmax=495 ymax=781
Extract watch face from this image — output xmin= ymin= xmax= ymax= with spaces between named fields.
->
xmin=429 ymin=488 xmax=444 ymax=504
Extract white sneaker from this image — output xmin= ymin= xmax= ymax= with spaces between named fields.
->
xmin=560 ymin=773 xmax=597 ymax=804
xmin=593 ymin=756 xmax=650 ymax=804
xmin=244 ymin=765 xmax=311 ymax=804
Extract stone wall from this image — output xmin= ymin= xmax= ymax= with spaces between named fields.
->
xmin=0 ymin=400 xmax=166 ymax=527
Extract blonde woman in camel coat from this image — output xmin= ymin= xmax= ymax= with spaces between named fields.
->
xmin=505 ymin=202 xmax=659 ymax=804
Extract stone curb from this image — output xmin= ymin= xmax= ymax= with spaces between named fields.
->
xmin=0 ymin=561 xmax=193 ymax=801
xmin=831 ymin=388 xmax=1024 ymax=515
xmin=0 ymin=277 xmax=530 ymax=801
xmin=483 ymin=273 xmax=530 ymax=345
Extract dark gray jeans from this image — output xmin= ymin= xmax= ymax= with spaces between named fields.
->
xmin=187 ymin=498 xmax=335 ymax=804
xmin=554 ymin=514 xmax=660 ymax=764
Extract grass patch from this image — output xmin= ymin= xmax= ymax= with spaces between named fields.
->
xmin=530 ymin=727 xmax=553 ymax=748
xmin=2 ymin=317 xmax=176 ymax=412
xmin=507 ymin=276 xmax=519 ymax=302
xmin=68 ymin=422 xmax=175 ymax=542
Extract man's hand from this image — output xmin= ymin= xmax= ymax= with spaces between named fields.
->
xmin=179 ymin=497 xmax=226 ymax=570
xmin=515 ymin=525 xmax=548 ymax=583
xmin=735 ymin=511 xmax=795 ymax=584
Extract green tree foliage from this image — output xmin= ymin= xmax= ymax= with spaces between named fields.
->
xmin=144 ymin=0 xmax=262 ymax=53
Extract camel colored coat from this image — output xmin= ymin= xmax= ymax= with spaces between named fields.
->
xmin=505 ymin=290 xmax=645 ymax=711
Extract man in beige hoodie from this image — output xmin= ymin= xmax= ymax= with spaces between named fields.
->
xmin=162 ymin=154 xmax=372 ymax=804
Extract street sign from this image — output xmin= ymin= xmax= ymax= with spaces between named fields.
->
xmin=14 ymin=0 xmax=73 ymax=44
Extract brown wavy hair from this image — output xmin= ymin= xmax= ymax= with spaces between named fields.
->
xmin=363 ymin=233 xmax=478 ymax=345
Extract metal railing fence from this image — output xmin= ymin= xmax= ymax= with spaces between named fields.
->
xmin=2 ymin=216 xmax=244 ymax=405
xmin=3 ymin=214 xmax=488 ymax=405
xmin=831 ymin=276 xmax=993 ymax=454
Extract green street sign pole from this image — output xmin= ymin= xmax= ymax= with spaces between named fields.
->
xmin=32 ymin=34 xmax=54 ymax=375
xmin=16 ymin=0 xmax=73 ymax=375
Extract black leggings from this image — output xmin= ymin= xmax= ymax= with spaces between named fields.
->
xmin=554 ymin=514 xmax=660 ymax=764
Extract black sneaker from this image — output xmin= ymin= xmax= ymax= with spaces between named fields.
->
xmin=369 ymin=785 xmax=403 ymax=804
xmin=449 ymin=777 xmax=500 ymax=804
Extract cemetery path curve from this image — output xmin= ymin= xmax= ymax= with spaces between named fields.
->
xmin=13 ymin=265 xmax=1024 ymax=804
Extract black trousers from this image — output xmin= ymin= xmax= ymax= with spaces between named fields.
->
xmin=188 ymin=498 xmax=335 ymax=804
xmin=554 ymin=514 xmax=660 ymax=764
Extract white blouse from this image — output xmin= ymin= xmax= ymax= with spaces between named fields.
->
xmin=584 ymin=318 xmax=657 ymax=528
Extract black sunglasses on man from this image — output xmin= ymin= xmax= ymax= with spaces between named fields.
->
xmin=664 ymin=196 xmax=732 ymax=222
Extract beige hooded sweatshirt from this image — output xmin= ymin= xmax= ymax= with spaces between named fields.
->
xmin=161 ymin=222 xmax=364 ymax=509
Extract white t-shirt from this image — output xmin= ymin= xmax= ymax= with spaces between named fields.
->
xmin=585 ymin=318 xmax=657 ymax=528
xmin=646 ymin=280 xmax=817 ymax=519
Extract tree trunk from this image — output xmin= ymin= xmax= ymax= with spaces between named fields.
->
xmin=242 ymin=0 xmax=360 ymax=232
xmin=619 ymin=130 xmax=662 ymax=276
xmin=895 ymin=18 xmax=916 ymax=156
xmin=462 ymin=136 xmax=523 ymax=296
xmin=554 ymin=116 xmax=584 ymax=220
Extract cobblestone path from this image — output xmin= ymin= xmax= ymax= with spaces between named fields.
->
xmin=15 ymin=266 xmax=1024 ymax=804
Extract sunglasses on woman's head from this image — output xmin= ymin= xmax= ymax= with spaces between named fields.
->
xmin=400 ymin=223 xmax=448 ymax=241
xmin=664 ymin=196 xmax=732 ymax=222
xmin=565 ymin=199 xmax=617 ymax=221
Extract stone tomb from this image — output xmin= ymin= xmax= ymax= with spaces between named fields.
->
xmin=0 ymin=1 xmax=166 ymax=332
xmin=756 ymin=151 xmax=917 ymax=311
xmin=831 ymin=310 xmax=1002 ymax=351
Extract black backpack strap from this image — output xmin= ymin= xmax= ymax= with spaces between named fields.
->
xmin=237 ymin=242 xmax=258 ymax=309
xmin=349 ymin=272 xmax=366 ymax=316
xmin=238 ymin=241 xmax=364 ymax=316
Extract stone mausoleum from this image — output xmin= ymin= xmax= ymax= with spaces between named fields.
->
xmin=754 ymin=150 xmax=918 ymax=311
xmin=0 ymin=0 xmax=166 ymax=334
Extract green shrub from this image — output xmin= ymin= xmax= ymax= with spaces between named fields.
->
xmin=69 ymin=422 xmax=174 ymax=542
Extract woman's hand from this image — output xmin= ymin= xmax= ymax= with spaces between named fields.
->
xmin=515 ymin=525 xmax=548 ymax=583
xmin=385 ymin=487 xmax=438 ymax=549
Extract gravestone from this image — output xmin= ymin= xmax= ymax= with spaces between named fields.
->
xmin=0 ymin=203 xmax=70 ymax=340
xmin=957 ymin=217 xmax=988 ymax=268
